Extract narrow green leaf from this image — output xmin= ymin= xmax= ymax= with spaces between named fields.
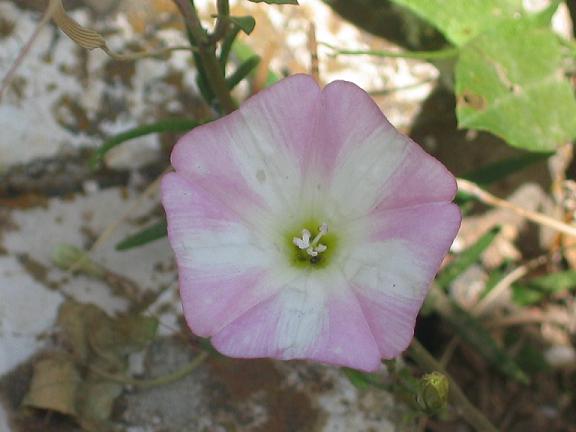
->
xmin=436 ymin=227 xmax=500 ymax=289
xmin=479 ymin=262 xmax=510 ymax=299
xmin=247 ymin=0 xmax=299 ymax=5
xmin=446 ymin=303 xmax=529 ymax=384
xmin=116 ymin=221 xmax=167 ymax=251
xmin=226 ymin=55 xmax=261 ymax=90
xmin=232 ymin=40 xmax=280 ymax=86
xmin=462 ymin=152 xmax=553 ymax=185
xmin=91 ymin=118 xmax=203 ymax=168
xmin=512 ymin=270 xmax=576 ymax=305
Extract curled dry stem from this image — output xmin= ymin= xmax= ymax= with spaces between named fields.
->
xmin=90 ymin=351 xmax=208 ymax=389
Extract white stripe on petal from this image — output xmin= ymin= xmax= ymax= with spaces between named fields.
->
xmin=329 ymin=127 xmax=409 ymax=218
xmin=343 ymin=239 xmax=428 ymax=299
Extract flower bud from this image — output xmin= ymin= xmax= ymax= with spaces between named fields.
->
xmin=416 ymin=371 xmax=450 ymax=414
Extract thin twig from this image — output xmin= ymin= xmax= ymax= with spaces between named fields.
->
xmin=439 ymin=336 xmax=460 ymax=368
xmin=68 ymin=171 xmax=167 ymax=273
xmin=321 ymin=42 xmax=459 ymax=61
xmin=457 ymin=178 xmax=576 ymax=238
xmin=0 ymin=0 xmax=59 ymax=101
xmin=472 ymin=254 xmax=548 ymax=316
xmin=90 ymin=351 xmax=208 ymax=389
xmin=308 ymin=23 xmax=320 ymax=83
xmin=409 ymin=339 xmax=499 ymax=432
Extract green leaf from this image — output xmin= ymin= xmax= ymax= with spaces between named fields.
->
xmin=527 ymin=0 xmax=562 ymax=27
xmin=436 ymin=227 xmax=500 ymax=289
xmin=343 ymin=368 xmax=386 ymax=390
xmin=455 ymin=21 xmax=576 ymax=152
xmin=219 ymin=26 xmax=242 ymax=74
xmin=232 ymin=40 xmax=280 ymax=86
xmin=91 ymin=118 xmax=203 ymax=168
xmin=446 ymin=303 xmax=529 ymax=384
xmin=389 ymin=0 xmax=523 ymax=46
xmin=224 ymin=15 xmax=256 ymax=35
xmin=115 ymin=220 xmax=167 ymax=251
xmin=462 ymin=151 xmax=553 ymax=185
xmin=512 ymin=270 xmax=576 ymax=305
xmin=247 ymin=0 xmax=299 ymax=5
xmin=226 ymin=55 xmax=261 ymax=90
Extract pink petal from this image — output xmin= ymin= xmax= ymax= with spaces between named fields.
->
xmin=322 ymin=80 xmax=456 ymax=217
xmin=161 ymin=173 xmax=279 ymax=336
xmin=347 ymin=202 xmax=461 ymax=357
xmin=170 ymin=74 xmax=323 ymax=217
xmin=212 ymin=273 xmax=382 ymax=372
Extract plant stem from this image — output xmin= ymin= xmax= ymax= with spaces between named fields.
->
xmin=173 ymin=0 xmax=236 ymax=113
xmin=409 ymin=339 xmax=499 ymax=432
xmin=321 ymin=42 xmax=459 ymax=61
xmin=208 ymin=0 xmax=231 ymax=44
xmin=90 ymin=351 xmax=208 ymax=389
xmin=457 ymin=178 xmax=576 ymax=238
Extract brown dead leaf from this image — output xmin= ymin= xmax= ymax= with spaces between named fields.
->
xmin=22 ymin=354 xmax=80 ymax=417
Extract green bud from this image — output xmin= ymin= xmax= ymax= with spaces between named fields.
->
xmin=52 ymin=244 xmax=104 ymax=277
xmin=416 ymin=371 xmax=450 ymax=414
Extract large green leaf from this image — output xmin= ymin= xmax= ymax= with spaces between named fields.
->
xmin=389 ymin=0 xmax=523 ymax=45
xmin=455 ymin=21 xmax=576 ymax=152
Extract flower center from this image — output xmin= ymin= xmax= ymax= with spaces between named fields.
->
xmin=286 ymin=221 xmax=336 ymax=269
xmin=292 ymin=223 xmax=329 ymax=258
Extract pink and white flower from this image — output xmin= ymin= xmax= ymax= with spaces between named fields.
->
xmin=161 ymin=74 xmax=460 ymax=371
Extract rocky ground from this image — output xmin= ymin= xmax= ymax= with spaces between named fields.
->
xmin=0 ymin=0 xmax=444 ymax=430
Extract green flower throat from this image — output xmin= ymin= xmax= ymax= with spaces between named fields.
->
xmin=286 ymin=220 xmax=338 ymax=269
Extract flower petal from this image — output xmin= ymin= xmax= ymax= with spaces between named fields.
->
xmin=344 ymin=202 xmax=461 ymax=357
xmin=170 ymin=74 xmax=323 ymax=219
xmin=322 ymin=80 xmax=456 ymax=218
xmin=212 ymin=271 xmax=382 ymax=371
xmin=161 ymin=173 xmax=280 ymax=336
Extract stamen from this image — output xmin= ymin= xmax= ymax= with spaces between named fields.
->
xmin=293 ymin=224 xmax=329 ymax=257
xmin=293 ymin=229 xmax=311 ymax=249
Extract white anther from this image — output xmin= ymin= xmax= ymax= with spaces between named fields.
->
xmin=306 ymin=247 xmax=318 ymax=257
xmin=315 ymin=244 xmax=327 ymax=253
xmin=293 ymin=229 xmax=311 ymax=249
xmin=293 ymin=224 xmax=329 ymax=257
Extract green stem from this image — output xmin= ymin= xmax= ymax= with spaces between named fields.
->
xmin=321 ymin=42 xmax=459 ymax=61
xmin=208 ymin=0 xmax=231 ymax=44
xmin=90 ymin=118 xmax=203 ymax=167
xmin=173 ymin=0 xmax=236 ymax=113
xmin=409 ymin=339 xmax=499 ymax=432
xmin=90 ymin=352 xmax=208 ymax=390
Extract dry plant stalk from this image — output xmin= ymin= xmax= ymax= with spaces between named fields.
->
xmin=457 ymin=178 xmax=576 ymax=238
xmin=0 ymin=0 xmax=195 ymax=97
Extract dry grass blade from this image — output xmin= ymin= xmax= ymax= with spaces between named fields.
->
xmin=457 ymin=178 xmax=576 ymax=238
xmin=51 ymin=0 xmax=106 ymax=50
xmin=51 ymin=0 xmax=195 ymax=60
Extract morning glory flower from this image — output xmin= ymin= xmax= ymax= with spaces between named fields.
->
xmin=161 ymin=74 xmax=460 ymax=372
